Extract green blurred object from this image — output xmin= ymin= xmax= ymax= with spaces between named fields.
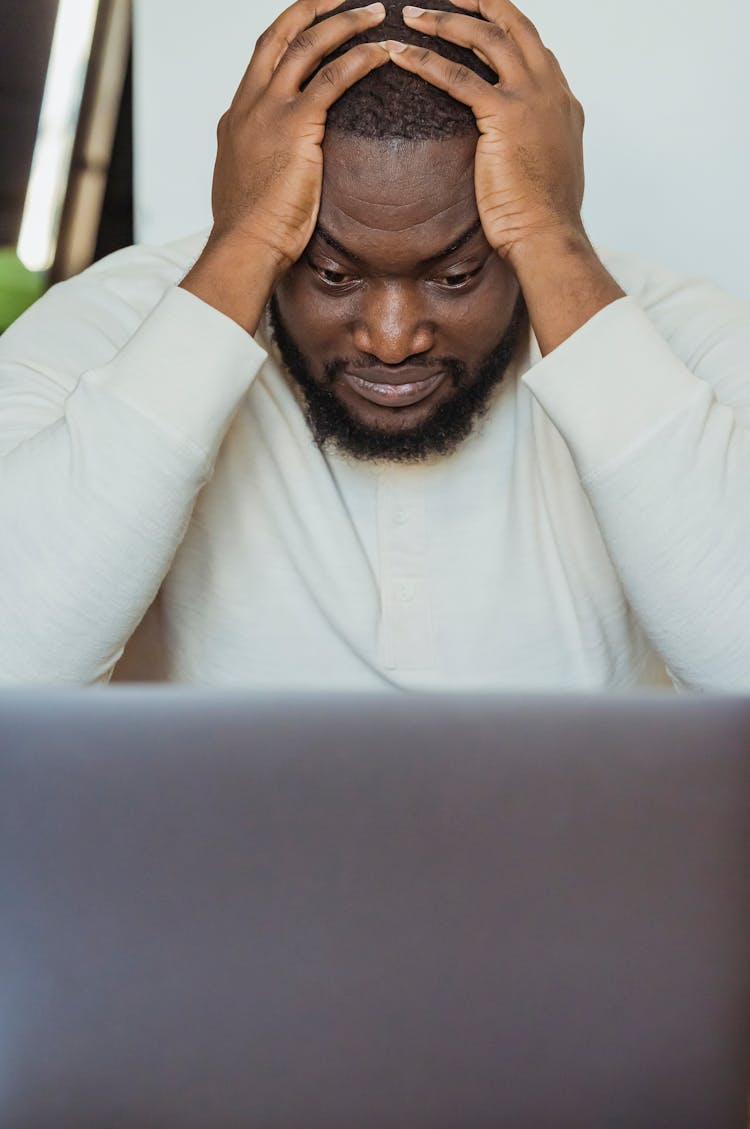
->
xmin=0 ymin=248 xmax=46 ymax=333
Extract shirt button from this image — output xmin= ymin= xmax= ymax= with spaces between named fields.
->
xmin=395 ymin=580 xmax=416 ymax=603
xmin=394 ymin=507 xmax=410 ymax=526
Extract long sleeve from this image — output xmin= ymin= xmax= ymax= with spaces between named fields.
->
xmin=0 ymin=247 xmax=267 ymax=685
xmin=523 ymin=260 xmax=750 ymax=692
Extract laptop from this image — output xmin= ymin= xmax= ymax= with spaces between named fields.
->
xmin=1 ymin=689 xmax=749 ymax=1129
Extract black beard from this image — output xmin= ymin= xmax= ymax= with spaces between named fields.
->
xmin=268 ymin=294 xmax=527 ymax=464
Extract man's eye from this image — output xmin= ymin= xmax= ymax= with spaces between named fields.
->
xmin=315 ymin=266 xmax=355 ymax=287
xmin=438 ymin=270 xmax=479 ymax=289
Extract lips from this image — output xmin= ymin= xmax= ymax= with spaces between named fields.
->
xmin=342 ymin=370 xmax=446 ymax=408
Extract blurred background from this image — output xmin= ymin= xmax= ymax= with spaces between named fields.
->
xmin=0 ymin=0 xmax=132 ymax=330
xmin=1 ymin=0 xmax=749 ymax=335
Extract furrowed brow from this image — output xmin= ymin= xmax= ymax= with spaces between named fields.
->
xmin=427 ymin=220 xmax=483 ymax=264
xmin=314 ymin=225 xmax=362 ymax=263
xmin=312 ymin=218 xmax=484 ymax=266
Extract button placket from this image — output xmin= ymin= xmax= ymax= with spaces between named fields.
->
xmin=377 ymin=476 xmax=435 ymax=671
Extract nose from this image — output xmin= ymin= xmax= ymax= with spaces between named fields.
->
xmin=351 ymin=283 xmax=434 ymax=364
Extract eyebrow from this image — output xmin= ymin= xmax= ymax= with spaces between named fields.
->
xmin=313 ymin=219 xmax=484 ymax=267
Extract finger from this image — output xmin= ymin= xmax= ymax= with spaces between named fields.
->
xmin=545 ymin=46 xmax=573 ymax=92
xmin=447 ymin=0 xmax=550 ymax=69
xmin=303 ymin=41 xmax=390 ymax=111
xmin=239 ymin=0 xmax=350 ymax=99
xmin=402 ymin=7 xmax=527 ymax=87
xmin=384 ymin=42 xmax=499 ymax=121
xmin=272 ymin=3 xmax=386 ymax=92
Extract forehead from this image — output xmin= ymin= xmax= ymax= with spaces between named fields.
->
xmin=317 ymin=133 xmax=480 ymax=265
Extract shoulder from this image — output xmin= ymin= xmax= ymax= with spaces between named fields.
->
xmin=7 ymin=228 xmax=209 ymax=339
xmin=59 ymin=229 xmax=211 ymax=318
xmin=595 ymin=246 xmax=750 ymax=415
xmin=596 ymin=244 xmax=750 ymax=346
xmin=0 ymin=230 xmax=211 ymax=387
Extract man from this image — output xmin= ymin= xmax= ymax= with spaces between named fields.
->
xmin=0 ymin=0 xmax=748 ymax=690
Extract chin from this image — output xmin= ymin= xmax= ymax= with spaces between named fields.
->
xmin=341 ymin=399 xmax=439 ymax=434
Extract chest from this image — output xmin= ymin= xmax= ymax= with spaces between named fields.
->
xmin=150 ymin=378 xmax=663 ymax=690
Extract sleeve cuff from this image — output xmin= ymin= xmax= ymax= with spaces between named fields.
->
xmin=101 ymin=285 xmax=268 ymax=462
xmin=522 ymin=296 xmax=705 ymax=481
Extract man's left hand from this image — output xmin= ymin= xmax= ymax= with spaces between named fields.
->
xmin=387 ymin=0 xmax=625 ymax=355
xmin=393 ymin=0 xmax=585 ymax=266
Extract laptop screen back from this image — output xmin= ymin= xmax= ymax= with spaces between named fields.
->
xmin=1 ymin=690 xmax=750 ymax=1129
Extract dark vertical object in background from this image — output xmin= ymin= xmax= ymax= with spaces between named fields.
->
xmin=94 ymin=51 xmax=133 ymax=262
xmin=0 ymin=0 xmax=59 ymax=246
xmin=53 ymin=0 xmax=133 ymax=282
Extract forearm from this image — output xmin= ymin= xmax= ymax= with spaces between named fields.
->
xmin=1 ymin=386 xmax=210 ymax=684
xmin=0 ymin=287 xmax=263 ymax=685
xmin=511 ymin=231 xmax=625 ymax=357
xmin=582 ymin=394 xmax=750 ymax=691
xmin=524 ymin=296 xmax=750 ymax=691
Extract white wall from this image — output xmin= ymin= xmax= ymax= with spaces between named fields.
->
xmin=134 ymin=0 xmax=750 ymax=299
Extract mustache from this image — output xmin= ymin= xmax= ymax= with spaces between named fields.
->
xmin=323 ymin=356 xmax=468 ymax=386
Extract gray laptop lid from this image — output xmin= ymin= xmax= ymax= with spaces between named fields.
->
xmin=1 ymin=690 xmax=750 ymax=1129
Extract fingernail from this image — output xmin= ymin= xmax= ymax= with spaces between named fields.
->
xmin=387 ymin=40 xmax=409 ymax=52
xmin=403 ymin=5 xmax=426 ymax=16
xmin=365 ymin=2 xmax=385 ymax=13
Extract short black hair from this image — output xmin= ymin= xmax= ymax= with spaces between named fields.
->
xmin=312 ymin=0 xmax=494 ymax=141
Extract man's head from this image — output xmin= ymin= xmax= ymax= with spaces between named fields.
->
xmin=271 ymin=0 xmax=525 ymax=464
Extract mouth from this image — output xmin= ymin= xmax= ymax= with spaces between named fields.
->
xmin=342 ymin=371 xmax=447 ymax=408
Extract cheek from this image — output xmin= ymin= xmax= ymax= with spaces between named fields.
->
xmin=434 ymin=282 xmax=520 ymax=357
xmin=275 ymin=272 xmax=347 ymax=355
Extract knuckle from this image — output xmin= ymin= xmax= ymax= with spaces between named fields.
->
xmin=449 ymin=63 xmax=472 ymax=85
xmin=286 ymin=29 xmax=315 ymax=55
xmin=416 ymin=47 xmax=432 ymax=65
xmin=486 ymin=23 xmax=510 ymax=44
xmin=319 ymin=63 xmax=340 ymax=87
xmin=254 ymin=27 xmax=275 ymax=53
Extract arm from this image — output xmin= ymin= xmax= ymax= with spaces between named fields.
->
xmin=0 ymin=0 xmax=390 ymax=685
xmin=523 ymin=264 xmax=750 ymax=691
xmin=0 ymin=270 xmax=263 ymax=685
xmin=390 ymin=2 xmax=750 ymax=689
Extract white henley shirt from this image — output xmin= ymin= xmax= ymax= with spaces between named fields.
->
xmin=1 ymin=231 xmax=748 ymax=691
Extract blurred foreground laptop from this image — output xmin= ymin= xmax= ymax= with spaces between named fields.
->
xmin=1 ymin=690 xmax=750 ymax=1129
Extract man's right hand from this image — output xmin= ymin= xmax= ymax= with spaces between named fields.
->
xmin=181 ymin=0 xmax=388 ymax=335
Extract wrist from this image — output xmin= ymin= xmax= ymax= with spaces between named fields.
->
xmin=507 ymin=226 xmax=625 ymax=357
xmin=180 ymin=231 xmax=289 ymax=336
xmin=506 ymin=223 xmax=594 ymax=280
